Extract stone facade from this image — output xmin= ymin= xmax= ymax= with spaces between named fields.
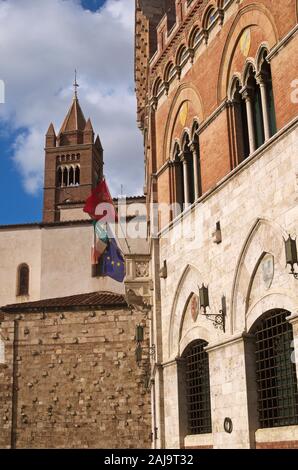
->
xmin=0 ymin=298 xmax=151 ymax=449
xmin=135 ymin=0 xmax=298 ymax=449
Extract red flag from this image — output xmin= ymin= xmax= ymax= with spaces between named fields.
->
xmin=83 ymin=179 xmax=118 ymax=222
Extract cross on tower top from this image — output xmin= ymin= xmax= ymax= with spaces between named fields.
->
xmin=73 ymin=69 xmax=79 ymax=99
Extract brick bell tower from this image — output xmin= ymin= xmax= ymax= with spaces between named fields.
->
xmin=43 ymin=78 xmax=103 ymax=223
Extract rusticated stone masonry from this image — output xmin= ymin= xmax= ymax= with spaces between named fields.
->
xmin=0 ymin=307 xmax=151 ymax=449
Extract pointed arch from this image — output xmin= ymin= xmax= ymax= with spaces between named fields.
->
xmin=230 ymin=218 xmax=291 ymax=334
xmin=188 ymin=25 xmax=201 ymax=48
xmin=228 ymin=72 xmax=242 ymax=100
xmin=163 ymin=83 xmax=204 ymax=163
xmin=242 ymin=59 xmax=256 ymax=85
xmin=69 ymin=166 xmax=74 ymax=186
xmin=175 ymin=44 xmax=188 ymax=66
xmin=255 ymin=43 xmax=270 ymax=73
xmin=168 ymin=264 xmax=215 ymax=360
xmin=202 ymin=3 xmax=217 ymax=30
xmin=75 ymin=165 xmax=80 ymax=185
xmin=191 ymin=120 xmax=200 ymax=139
xmin=152 ymin=77 xmax=163 ymax=98
xmin=163 ymin=61 xmax=175 ymax=82
xmin=217 ymin=3 xmax=279 ymax=104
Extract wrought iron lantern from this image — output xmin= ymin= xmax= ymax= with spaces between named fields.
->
xmin=135 ymin=324 xmax=155 ymax=365
xmin=199 ymin=284 xmax=209 ymax=314
xmin=285 ymin=235 xmax=298 ymax=279
xmin=199 ymin=284 xmax=226 ymax=332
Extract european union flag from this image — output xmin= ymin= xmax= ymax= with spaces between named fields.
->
xmin=100 ymin=238 xmax=125 ymax=282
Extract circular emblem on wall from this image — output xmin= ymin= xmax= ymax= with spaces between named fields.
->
xmin=191 ymin=295 xmax=199 ymax=322
xmin=179 ymin=101 xmax=189 ymax=127
xmin=240 ymin=28 xmax=251 ymax=57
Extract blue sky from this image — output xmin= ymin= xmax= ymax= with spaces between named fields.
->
xmin=0 ymin=0 xmax=142 ymax=225
xmin=81 ymin=0 xmax=106 ymax=11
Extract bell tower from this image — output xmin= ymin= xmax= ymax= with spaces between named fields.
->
xmin=43 ymin=78 xmax=103 ymax=223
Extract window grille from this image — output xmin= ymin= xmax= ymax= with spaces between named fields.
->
xmin=184 ymin=340 xmax=212 ymax=434
xmin=255 ymin=310 xmax=298 ymax=428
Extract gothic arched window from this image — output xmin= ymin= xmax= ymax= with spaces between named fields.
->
xmin=252 ymin=310 xmax=298 ymax=428
xmin=62 ymin=167 xmax=68 ymax=187
xmin=57 ymin=167 xmax=63 ymax=187
xmin=206 ymin=8 xmax=216 ymax=27
xmin=246 ymin=66 xmax=265 ymax=149
xmin=232 ymin=79 xmax=250 ymax=163
xmin=75 ymin=165 xmax=80 ymax=185
xmin=17 ymin=264 xmax=29 ymax=296
xmin=182 ymin=340 xmax=212 ymax=435
xmin=69 ymin=166 xmax=74 ymax=186
xmin=259 ymin=50 xmax=277 ymax=138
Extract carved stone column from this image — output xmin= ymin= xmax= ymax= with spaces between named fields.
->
xmin=256 ymin=72 xmax=271 ymax=141
xmin=241 ymin=86 xmax=256 ymax=154
xmin=181 ymin=152 xmax=190 ymax=207
xmin=190 ymin=141 xmax=200 ymax=201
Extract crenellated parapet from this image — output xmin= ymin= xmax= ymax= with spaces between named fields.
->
xmin=135 ymin=1 xmax=176 ymax=128
xmin=135 ymin=0 xmax=231 ymax=130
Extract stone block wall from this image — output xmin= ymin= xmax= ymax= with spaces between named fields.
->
xmin=0 ymin=306 xmax=151 ymax=449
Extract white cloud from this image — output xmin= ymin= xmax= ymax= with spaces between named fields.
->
xmin=0 ymin=0 xmax=144 ymax=196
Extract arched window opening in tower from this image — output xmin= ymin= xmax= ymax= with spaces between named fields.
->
xmin=69 ymin=166 xmax=74 ymax=186
xmin=75 ymin=165 xmax=80 ymax=185
xmin=62 ymin=167 xmax=68 ymax=187
xmin=57 ymin=167 xmax=63 ymax=187
xmin=17 ymin=264 xmax=29 ymax=296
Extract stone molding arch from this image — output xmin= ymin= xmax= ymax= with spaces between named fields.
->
xmin=217 ymin=3 xmax=279 ymax=104
xmin=163 ymin=83 xmax=204 ymax=164
xmin=227 ymin=72 xmax=243 ymax=100
xmin=230 ymin=217 xmax=290 ymax=334
xmin=168 ymin=264 xmax=217 ymax=360
xmin=246 ymin=292 xmax=297 ymax=333
xmin=180 ymin=325 xmax=213 ymax=357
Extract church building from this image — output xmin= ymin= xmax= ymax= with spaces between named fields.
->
xmin=0 ymin=90 xmax=151 ymax=448
xmin=135 ymin=0 xmax=298 ymax=449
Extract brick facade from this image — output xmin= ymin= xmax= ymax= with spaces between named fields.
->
xmin=43 ymin=97 xmax=103 ymax=223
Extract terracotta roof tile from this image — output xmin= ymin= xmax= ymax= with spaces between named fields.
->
xmin=1 ymin=291 xmax=127 ymax=313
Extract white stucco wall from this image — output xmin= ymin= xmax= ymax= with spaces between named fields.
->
xmin=0 ymin=227 xmax=42 ymax=306
xmin=40 ymin=224 xmax=123 ymax=299
xmin=0 ymin=223 xmax=125 ymax=308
